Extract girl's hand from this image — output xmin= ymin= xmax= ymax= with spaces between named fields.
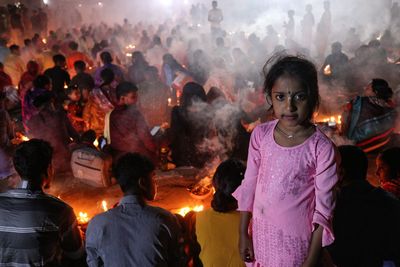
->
xmin=239 ymin=232 xmax=254 ymax=262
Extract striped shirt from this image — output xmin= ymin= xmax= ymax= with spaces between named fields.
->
xmin=0 ymin=189 xmax=84 ymax=267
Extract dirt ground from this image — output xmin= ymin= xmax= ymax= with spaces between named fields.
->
xmin=46 ymin=167 xmax=213 ymax=222
xmin=46 ymin=153 xmax=381 ymax=223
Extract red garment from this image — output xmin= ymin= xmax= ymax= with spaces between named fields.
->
xmin=18 ymin=61 xmax=39 ymax=99
xmin=381 ymin=179 xmax=400 ymax=199
xmin=109 ymin=105 xmax=157 ymax=163
xmin=66 ymin=101 xmax=84 ymax=133
xmin=66 ymin=51 xmax=93 ymax=73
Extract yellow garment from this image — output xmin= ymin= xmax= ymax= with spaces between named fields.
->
xmin=196 ymin=209 xmax=245 ymax=267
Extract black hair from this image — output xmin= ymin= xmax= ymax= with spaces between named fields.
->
xmin=211 ymin=159 xmax=245 ymax=212
xmin=13 ymin=139 xmax=53 ymax=183
xmin=263 ymin=55 xmax=320 ymax=120
xmin=338 ymin=145 xmax=368 ymax=181
xmin=32 ymin=91 xmax=53 ymax=108
xmin=378 ymin=147 xmax=400 ymax=180
xmin=371 ymin=78 xmax=393 ymax=101
xmin=181 ymin=82 xmax=207 ymax=108
xmin=73 ymin=60 xmax=86 ymax=71
xmin=33 ymin=75 xmax=51 ymax=88
xmin=114 ymin=153 xmax=155 ymax=193
xmin=116 ymin=81 xmax=138 ymax=100
xmin=52 ymin=54 xmax=66 ymax=64
xmin=100 ymin=51 xmax=112 ymax=64
xmin=81 ymin=130 xmax=96 ymax=144
xmin=66 ymin=84 xmax=79 ymax=96
xmin=68 ymin=41 xmax=78 ymax=51
xmin=100 ymin=68 xmax=115 ymax=84
xmin=9 ymin=44 xmax=19 ymax=52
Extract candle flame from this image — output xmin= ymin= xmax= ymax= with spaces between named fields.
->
xmin=102 ymin=200 xmax=108 ymax=212
xmin=77 ymin=212 xmax=90 ymax=224
xmin=42 ymin=38 xmax=47 ymax=44
xmin=177 ymin=205 xmax=204 ymax=217
xmin=324 ymin=65 xmax=332 ymax=75
xmin=93 ymin=139 xmax=99 ymax=147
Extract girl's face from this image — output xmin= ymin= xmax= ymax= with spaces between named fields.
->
xmin=270 ymin=76 xmax=310 ymax=128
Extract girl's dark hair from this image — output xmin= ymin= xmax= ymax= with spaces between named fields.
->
xmin=263 ymin=55 xmax=320 ymax=120
xmin=371 ymin=78 xmax=393 ymax=101
xmin=378 ymin=147 xmax=400 ymax=180
xmin=211 ymin=159 xmax=246 ymax=213
xmin=181 ymin=82 xmax=207 ymax=108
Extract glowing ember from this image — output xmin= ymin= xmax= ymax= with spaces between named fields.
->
xmin=16 ymin=132 xmax=29 ymax=141
xmin=324 ymin=65 xmax=332 ymax=76
xmin=318 ymin=115 xmax=342 ymax=126
xmin=125 ymin=44 xmax=136 ymax=49
xmin=77 ymin=212 xmax=90 ymax=224
xmin=177 ymin=205 xmax=204 ymax=217
xmin=101 ymin=200 xmax=108 ymax=212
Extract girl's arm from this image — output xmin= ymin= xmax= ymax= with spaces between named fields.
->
xmin=301 ymin=224 xmax=323 ymax=267
xmin=239 ymin=211 xmax=254 ymax=262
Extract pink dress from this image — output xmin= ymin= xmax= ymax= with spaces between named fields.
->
xmin=233 ymin=120 xmax=339 ymax=267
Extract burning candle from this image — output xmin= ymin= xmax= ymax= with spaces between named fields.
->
xmin=176 ymin=205 xmax=204 ymax=217
xmin=101 ymin=200 xmax=108 ymax=212
xmin=77 ymin=212 xmax=90 ymax=224
xmin=93 ymin=138 xmax=99 ymax=147
xmin=64 ymin=83 xmax=68 ymax=89
xmin=167 ymin=98 xmax=172 ymax=106
xmin=324 ymin=65 xmax=332 ymax=76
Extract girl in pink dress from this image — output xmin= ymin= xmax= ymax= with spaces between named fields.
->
xmin=233 ymin=56 xmax=339 ymax=267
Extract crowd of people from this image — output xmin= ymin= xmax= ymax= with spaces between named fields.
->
xmin=0 ymin=0 xmax=400 ymax=266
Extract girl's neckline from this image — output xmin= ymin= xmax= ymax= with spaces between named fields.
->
xmin=271 ymin=119 xmax=318 ymax=150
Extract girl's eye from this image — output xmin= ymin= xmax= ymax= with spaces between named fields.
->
xmin=294 ymin=93 xmax=307 ymax=101
xmin=275 ymin=94 xmax=285 ymax=101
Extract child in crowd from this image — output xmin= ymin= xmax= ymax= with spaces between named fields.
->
xmin=64 ymin=85 xmax=84 ymax=133
xmin=376 ymin=147 xmax=400 ymax=198
xmin=233 ymin=55 xmax=339 ymax=266
xmin=187 ymin=158 xmax=246 ymax=267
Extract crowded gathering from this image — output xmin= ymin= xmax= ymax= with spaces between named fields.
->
xmin=0 ymin=0 xmax=400 ymax=266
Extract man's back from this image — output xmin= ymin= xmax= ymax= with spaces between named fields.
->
xmin=0 ymin=189 xmax=84 ymax=266
xmin=86 ymin=195 xmax=181 ymax=267
xmin=329 ymin=180 xmax=400 ymax=267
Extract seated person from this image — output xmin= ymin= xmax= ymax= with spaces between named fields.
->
xmin=187 ymin=158 xmax=246 ymax=267
xmin=108 ymin=81 xmax=157 ymax=163
xmin=170 ymin=82 xmax=212 ymax=168
xmin=26 ymin=92 xmax=79 ymax=174
xmin=376 ymin=147 xmax=400 ymax=198
xmin=86 ymin=153 xmax=183 ymax=266
xmin=328 ymin=145 xmax=400 ymax=267
xmin=82 ymin=68 xmax=115 ymax=136
xmin=0 ymin=139 xmax=85 ymax=266
xmin=70 ymin=60 xmax=95 ymax=99
xmin=341 ymin=78 xmax=397 ymax=153
xmin=64 ymin=85 xmax=84 ymax=133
